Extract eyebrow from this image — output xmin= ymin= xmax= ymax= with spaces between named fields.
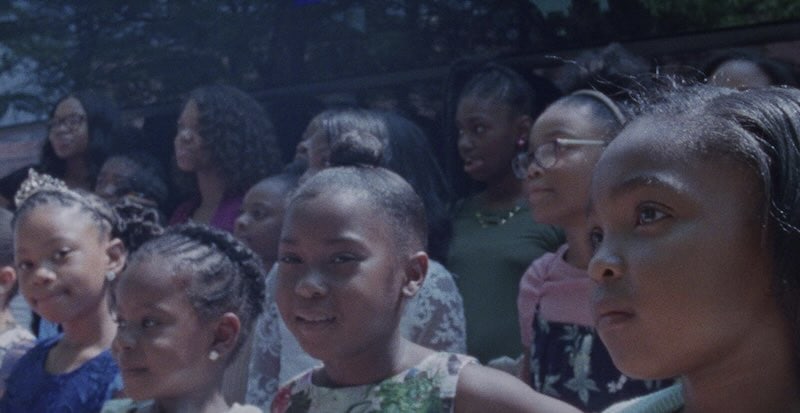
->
xmin=607 ymin=173 xmax=688 ymax=201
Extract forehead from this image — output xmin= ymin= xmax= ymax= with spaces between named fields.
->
xmin=246 ymin=179 xmax=290 ymax=203
xmin=456 ymin=95 xmax=510 ymax=118
xmin=531 ymin=101 xmax=609 ymax=139
xmin=591 ymin=116 xmax=759 ymax=205
xmin=179 ymin=100 xmax=200 ymax=122
xmin=116 ymin=254 xmax=186 ymax=304
xmin=54 ymin=97 xmax=85 ymax=115
xmin=284 ymin=189 xmax=387 ymax=237
xmin=15 ymin=203 xmax=101 ymax=244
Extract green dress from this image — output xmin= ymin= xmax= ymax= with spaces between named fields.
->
xmin=447 ymin=196 xmax=563 ymax=363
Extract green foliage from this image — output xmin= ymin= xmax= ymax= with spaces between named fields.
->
xmin=0 ymin=0 xmax=798 ymax=119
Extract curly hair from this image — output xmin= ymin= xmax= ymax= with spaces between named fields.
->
xmin=40 ymin=90 xmax=124 ymax=187
xmin=127 ymin=223 xmax=266 ymax=361
xmin=184 ymin=85 xmax=283 ymax=194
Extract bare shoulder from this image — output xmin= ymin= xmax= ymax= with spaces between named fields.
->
xmin=454 ymin=363 xmax=581 ymax=413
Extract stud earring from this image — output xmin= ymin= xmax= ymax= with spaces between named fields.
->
xmin=516 ymin=137 xmax=526 ymax=150
xmin=105 ymin=271 xmax=116 ymax=282
xmin=208 ymin=350 xmax=220 ymax=361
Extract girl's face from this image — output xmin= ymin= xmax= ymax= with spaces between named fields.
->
xmin=174 ymin=100 xmax=212 ymax=173
xmin=587 ymin=117 xmax=777 ymax=380
xmin=275 ymin=190 xmax=407 ymax=362
xmin=48 ymin=97 xmax=89 ymax=160
xmin=112 ymin=254 xmax=218 ymax=401
xmin=456 ymin=96 xmax=528 ymax=184
xmin=234 ymin=178 xmax=290 ymax=267
xmin=95 ymin=157 xmax=139 ymax=202
xmin=14 ymin=204 xmax=118 ymax=324
xmin=525 ymin=102 xmax=609 ymax=226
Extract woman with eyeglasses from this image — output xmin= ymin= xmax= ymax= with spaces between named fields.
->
xmin=0 ymin=91 xmax=126 ymax=209
xmin=516 ymin=89 xmax=673 ymax=411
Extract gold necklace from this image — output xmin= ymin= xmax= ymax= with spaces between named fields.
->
xmin=474 ymin=205 xmax=523 ymax=228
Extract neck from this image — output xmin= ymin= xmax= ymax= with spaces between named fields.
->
xmin=562 ymin=222 xmax=594 ymax=270
xmin=60 ymin=293 xmax=116 ymax=351
xmin=681 ymin=312 xmax=800 ymax=413
xmin=154 ymin=384 xmax=229 ymax=413
xmin=63 ymin=157 xmax=90 ymax=190
xmin=320 ymin=334 xmax=428 ymax=387
xmin=480 ymin=172 xmax=522 ymax=209
xmin=196 ymin=170 xmax=226 ymax=204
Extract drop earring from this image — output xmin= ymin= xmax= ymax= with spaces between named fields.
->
xmin=208 ymin=350 xmax=220 ymax=361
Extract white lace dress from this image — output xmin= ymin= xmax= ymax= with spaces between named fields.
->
xmin=245 ymin=260 xmax=467 ymax=410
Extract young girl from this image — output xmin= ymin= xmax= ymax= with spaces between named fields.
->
xmin=517 ymin=90 xmax=669 ymax=411
xmin=0 ymin=208 xmax=35 ymax=397
xmin=170 ymin=84 xmax=283 ymax=232
xmin=271 ymin=153 xmax=579 ymax=412
xmin=245 ymin=114 xmax=467 ymax=409
xmin=448 ymin=62 xmax=563 ymax=363
xmin=103 ymin=223 xmax=266 ymax=413
xmin=0 ymin=170 xmax=152 ymax=411
xmin=589 ymin=84 xmax=800 ymax=411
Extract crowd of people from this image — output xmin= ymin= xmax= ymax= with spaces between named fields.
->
xmin=0 ymin=44 xmax=797 ymax=412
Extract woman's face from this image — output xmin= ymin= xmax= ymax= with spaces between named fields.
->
xmin=174 ymin=100 xmax=212 ymax=173
xmin=275 ymin=189 xmax=408 ymax=363
xmin=48 ymin=97 xmax=89 ymax=160
xmin=112 ymin=254 xmax=220 ymax=401
xmin=587 ymin=116 xmax=780 ymax=380
xmin=456 ymin=96 xmax=528 ymax=184
xmin=525 ymin=102 xmax=609 ymax=226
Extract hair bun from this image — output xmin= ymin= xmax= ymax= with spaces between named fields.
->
xmin=328 ymin=130 xmax=384 ymax=168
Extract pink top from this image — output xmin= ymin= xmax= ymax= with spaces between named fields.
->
xmin=517 ymin=243 xmax=594 ymax=348
xmin=168 ymin=193 xmax=244 ymax=233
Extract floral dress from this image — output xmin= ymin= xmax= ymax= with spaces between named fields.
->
xmin=271 ymin=352 xmax=475 ymax=413
xmin=246 ymin=260 xmax=467 ymax=409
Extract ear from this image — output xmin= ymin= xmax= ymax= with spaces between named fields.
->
xmin=401 ymin=251 xmax=428 ymax=298
xmin=513 ymin=114 xmax=534 ymax=143
xmin=0 ymin=266 xmax=16 ymax=297
xmin=105 ymin=238 xmax=127 ymax=275
xmin=210 ymin=312 xmax=241 ymax=360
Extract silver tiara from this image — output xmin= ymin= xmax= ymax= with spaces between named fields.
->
xmin=14 ymin=169 xmax=74 ymax=208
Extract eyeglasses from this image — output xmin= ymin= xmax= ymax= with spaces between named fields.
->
xmin=48 ymin=114 xmax=86 ymax=131
xmin=512 ymin=138 xmax=607 ymax=179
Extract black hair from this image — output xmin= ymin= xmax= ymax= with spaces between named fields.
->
xmin=378 ymin=111 xmax=454 ymax=264
xmin=630 ymin=83 xmax=800 ymax=362
xmin=298 ymin=143 xmax=427 ymax=255
xmin=302 ymin=108 xmax=386 ymax=148
xmin=443 ymin=60 xmax=560 ymax=196
xmin=554 ymin=43 xmax=653 ymax=105
xmin=702 ymin=49 xmax=798 ymax=88
xmin=40 ymin=90 xmax=124 ymax=187
xmin=98 ymin=151 xmax=170 ymax=213
xmin=183 ymin=85 xmax=283 ymax=194
xmin=548 ymin=90 xmax=629 ymax=141
xmin=127 ymin=223 xmax=266 ymax=360
xmin=13 ymin=186 xmax=163 ymax=253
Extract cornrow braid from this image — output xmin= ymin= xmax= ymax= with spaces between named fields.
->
xmin=13 ymin=189 xmax=163 ymax=251
xmin=130 ymin=223 xmax=266 ymax=359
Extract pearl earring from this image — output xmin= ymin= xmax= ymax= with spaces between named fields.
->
xmin=105 ymin=271 xmax=116 ymax=282
xmin=208 ymin=350 xmax=220 ymax=361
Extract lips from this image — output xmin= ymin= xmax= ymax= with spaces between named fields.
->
xmin=593 ymin=299 xmax=635 ymax=331
xmin=292 ymin=311 xmax=337 ymax=336
xmin=462 ymin=157 xmax=484 ymax=174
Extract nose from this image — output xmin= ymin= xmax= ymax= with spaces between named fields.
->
xmin=234 ymin=213 xmax=250 ymax=237
xmin=113 ymin=326 xmax=137 ymax=353
xmin=31 ymin=265 xmax=57 ymax=286
xmin=457 ymin=132 xmax=474 ymax=154
xmin=525 ymin=158 xmax=544 ymax=180
xmin=588 ymin=239 xmax=625 ymax=282
xmin=295 ymin=270 xmax=328 ymax=299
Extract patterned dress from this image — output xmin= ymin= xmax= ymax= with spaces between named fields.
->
xmin=271 ymin=352 xmax=475 ymax=413
xmin=246 ymin=260 xmax=467 ymax=409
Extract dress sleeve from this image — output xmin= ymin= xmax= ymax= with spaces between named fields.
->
xmin=400 ymin=260 xmax=467 ymax=353
xmin=517 ymin=253 xmax=552 ymax=349
xmin=245 ymin=267 xmax=282 ymax=410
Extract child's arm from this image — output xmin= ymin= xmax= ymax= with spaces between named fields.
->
xmin=455 ymin=364 xmax=580 ymax=413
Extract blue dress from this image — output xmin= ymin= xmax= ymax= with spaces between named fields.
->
xmin=0 ymin=334 xmax=122 ymax=413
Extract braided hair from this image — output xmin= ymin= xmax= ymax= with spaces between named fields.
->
xmin=127 ymin=223 xmax=266 ymax=359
